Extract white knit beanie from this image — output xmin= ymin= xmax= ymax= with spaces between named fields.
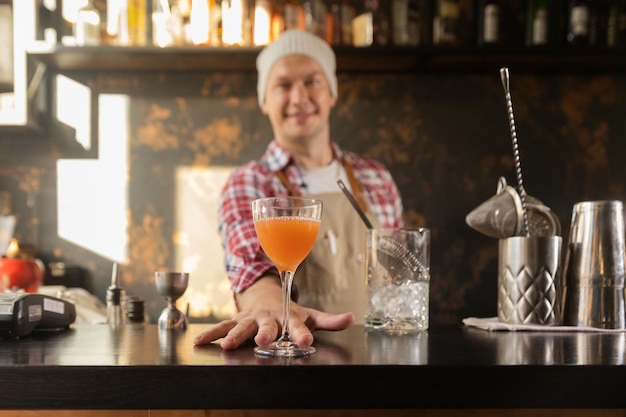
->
xmin=256 ymin=30 xmax=338 ymax=107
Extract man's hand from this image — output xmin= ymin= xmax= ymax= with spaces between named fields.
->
xmin=192 ymin=276 xmax=355 ymax=349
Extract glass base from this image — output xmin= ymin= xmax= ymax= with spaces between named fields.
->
xmin=254 ymin=340 xmax=316 ymax=358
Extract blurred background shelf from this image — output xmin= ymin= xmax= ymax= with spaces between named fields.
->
xmin=28 ymin=45 xmax=626 ymax=74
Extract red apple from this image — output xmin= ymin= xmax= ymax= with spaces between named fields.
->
xmin=0 ymin=256 xmax=45 ymax=293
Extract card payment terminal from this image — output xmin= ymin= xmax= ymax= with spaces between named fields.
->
xmin=0 ymin=292 xmax=76 ymax=337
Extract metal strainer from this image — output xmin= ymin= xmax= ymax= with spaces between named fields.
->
xmin=466 ymin=177 xmax=560 ymax=239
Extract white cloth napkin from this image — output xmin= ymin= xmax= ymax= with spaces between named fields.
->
xmin=463 ymin=316 xmax=626 ymax=333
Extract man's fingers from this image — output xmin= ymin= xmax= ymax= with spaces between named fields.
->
xmin=309 ymin=311 xmax=356 ymax=331
xmin=288 ymin=323 xmax=315 ymax=347
xmin=254 ymin=319 xmax=280 ymax=346
xmin=193 ymin=320 xmax=238 ymax=346
xmin=220 ymin=318 xmax=262 ymax=349
xmin=193 ymin=309 xmax=356 ymax=350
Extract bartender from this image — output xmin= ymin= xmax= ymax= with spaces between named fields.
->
xmin=193 ymin=29 xmax=404 ymax=349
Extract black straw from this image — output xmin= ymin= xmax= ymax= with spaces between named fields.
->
xmin=337 ymin=180 xmax=373 ymax=229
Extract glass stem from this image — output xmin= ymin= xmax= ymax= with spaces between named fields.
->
xmin=279 ymin=270 xmax=295 ymax=342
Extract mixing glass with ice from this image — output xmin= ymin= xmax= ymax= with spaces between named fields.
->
xmin=365 ymin=227 xmax=431 ymax=332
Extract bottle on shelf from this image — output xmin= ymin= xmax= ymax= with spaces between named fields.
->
xmin=253 ymin=0 xmax=272 ymax=45
xmin=588 ymin=0 xmax=606 ymax=47
xmin=152 ymin=0 xmax=184 ymax=47
xmin=525 ymin=0 xmax=549 ymax=47
xmin=406 ymin=0 xmax=423 ymax=46
xmin=75 ymin=0 xmax=102 ymax=46
xmin=567 ymin=0 xmax=591 ymax=46
xmin=243 ymin=0 xmax=253 ymax=46
xmin=606 ymin=0 xmax=626 ymax=47
xmin=105 ymin=0 xmax=121 ymax=44
xmin=433 ymin=0 xmax=461 ymax=46
xmin=221 ymin=0 xmax=249 ymax=46
xmin=391 ymin=0 xmax=410 ymax=46
xmin=210 ymin=0 xmax=222 ymax=46
xmin=338 ymin=0 xmax=355 ymax=46
xmin=282 ymin=0 xmax=305 ymax=31
xmin=302 ymin=0 xmax=327 ymax=39
xmin=352 ymin=0 xmax=389 ymax=47
xmin=327 ymin=1 xmax=340 ymax=45
xmin=130 ymin=0 xmax=150 ymax=45
xmin=126 ymin=0 xmax=148 ymax=46
xmin=477 ymin=0 xmax=500 ymax=46
xmin=189 ymin=0 xmax=210 ymax=45
xmin=270 ymin=1 xmax=284 ymax=41
xmin=616 ymin=0 xmax=626 ymax=46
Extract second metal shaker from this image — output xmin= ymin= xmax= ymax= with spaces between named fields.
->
xmin=562 ymin=200 xmax=626 ymax=329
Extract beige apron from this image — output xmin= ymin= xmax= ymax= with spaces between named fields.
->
xmin=275 ymin=161 xmax=380 ymax=324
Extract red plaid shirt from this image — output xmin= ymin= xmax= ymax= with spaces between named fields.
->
xmin=219 ymin=140 xmax=404 ymax=293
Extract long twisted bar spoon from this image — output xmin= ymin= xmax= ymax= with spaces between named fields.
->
xmin=500 ymin=67 xmax=530 ymax=236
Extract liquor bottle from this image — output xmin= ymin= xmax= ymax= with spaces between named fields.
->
xmin=607 ymin=0 xmax=626 ymax=46
xmin=152 ymin=0 xmax=183 ymax=47
xmin=75 ymin=0 xmax=102 ymax=46
xmin=616 ymin=1 xmax=626 ymax=46
xmin=327 ymin=0 xmax=342 ymax=44
xmin=567 ymin=0 xmax=591 ymax=46
xmin=282 ymin=0 xmax=305 ymax=31
xmin=210 ymin=0 xmax=222 ymax=46
xmin=302 ymin=0 xmax=327 ymax=38
xmin=253 ymin=0 xmax=272 ymax=45
xmin=152 ymin=0 xmax=170 ymax=46
xmin=244 ymin=0 xmax=253 ymax=46
xmin=127 ymin=0 xmax=148 ymax=46
xmin=339 ymin=0 xmax=355 ymax=45
xmin=190 ymin=0 xmax=210 ymax=45
xmin=106 ymin=0 xmax=121 ymax=42
xmin=525 ymin=0 xmax=549 ymax=46
xmin=0 ymin=2 xmax=12 ymax=92
xmin=352 ymin=0 xmax=389 ymax=47
xmin=588 ymin=0 xmax=604 ymax=47
xmin=128 ymin=0 xmax=149 ymax=46
xmin=433 ymin=0 xmax=460 ymax=46
xmin=221 ymin=0 xmax=248 ymax=46
xmin=477 ymin=0 xmax=500 ymax=45
xmin=407 ymin=0 xmax=422 ymax=46
xmin=178 ymin=0 xmax=193 ymax=44
xmin=391 ymin=0 xmax=410 ymax=46
xmin=271 ymin=0 xmax=284 ymax=41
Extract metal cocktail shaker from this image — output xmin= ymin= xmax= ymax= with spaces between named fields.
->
xmin=562 ymin=200 xmax=626 ymax=329
xmin=498 ymin=235 xmax=562 ymax=325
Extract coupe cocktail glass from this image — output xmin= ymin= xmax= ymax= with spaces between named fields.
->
xmin=251 ymin=196 xmax=323 ymax=357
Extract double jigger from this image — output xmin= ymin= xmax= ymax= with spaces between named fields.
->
xmin=155 ymin=271 xmax=189 ymax=330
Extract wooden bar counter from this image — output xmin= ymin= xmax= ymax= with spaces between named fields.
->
xmin=1 ymin=323 xmax=626 ymax=416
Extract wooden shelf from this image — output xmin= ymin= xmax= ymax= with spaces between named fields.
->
xmin=27 ymin=45 xmax=626 ymax=74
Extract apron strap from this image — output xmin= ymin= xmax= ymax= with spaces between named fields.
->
xmin=275 ymin=170 xmax=302 ymax=196
xmin=274 ymin=159 xmax=368 ymax=213
xmin=342 ymin=159 xmax=368 ymax=213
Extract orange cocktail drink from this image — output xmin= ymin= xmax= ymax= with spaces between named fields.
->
xmin=254 ymin=216 xmax=320 ymax=272
xmin=251 ymin=196 xmax=323 ymax=357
